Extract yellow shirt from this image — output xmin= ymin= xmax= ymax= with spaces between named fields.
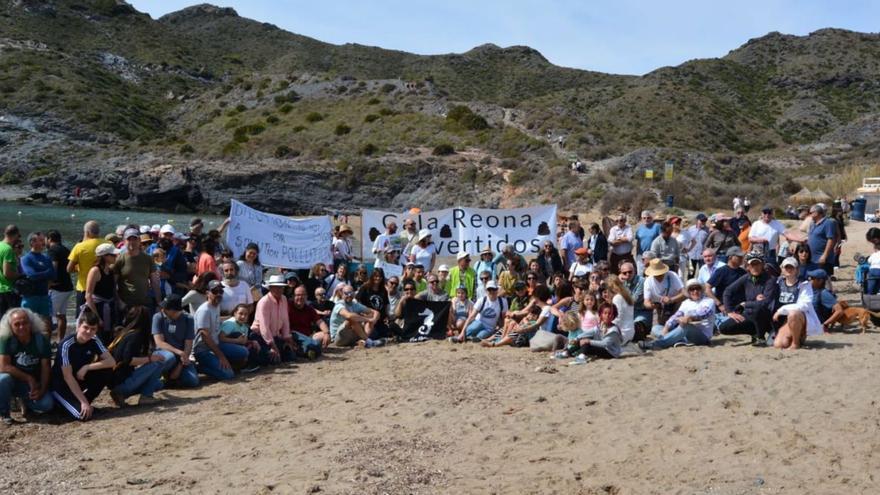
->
xmin=68 ymin=238 xmax=108 ymax=292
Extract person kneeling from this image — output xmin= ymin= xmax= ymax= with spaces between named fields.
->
xmin=108 ymin=307 xmax=168 ymax=407
xmin=152 ymin=294 xmax=199 ymax=388
xmin=643 ymin=279 xmax=715 ymax=350
xmin=50 ymin=309 xmax=116 ymax=421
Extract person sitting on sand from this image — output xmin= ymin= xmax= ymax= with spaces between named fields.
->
xmin=771 ymin=260 xmax=823 ymax=350
xmin=251 ymin=275 xmax=297 ymax=364
xmin=288 ymin=286 xmax=330 ymax=354
xmin=0 ymin=308 xmax=54 ymax=424
xmin=107 ymin=307 xmax=167 ymax=407
xmin=643 ymin=259 xmax=686 ymax=326
xmin=484 ymin=285 xmax=554 ymax=347
xmin=193 ymin=280 xmax=248 ymax=380
xmin=569 ymin=302 xmax=623 ymax=363
xmin=642 ymin=279 xmax=715 ymax=350
xmin=50 ymin=308 xmax=116 ymax=421
xmin=807 ymin=269 xmax=847 ymax=332
xmin=451 ymin=280 xmax=507 ymax=343
xmin=219 ymin=304 xmax=260 ymax=369
xmin=152 ymin=294 xmax=198 ymax=388
xmin=719 ymin=253 xmax=778 ymax=345
xmin=329 ymin=284 xmax=382 ymax=348
xmin=449 ymin=286 xmax=474 ymax=337
xmin=706 ymin=247 xmax=747 ymax=311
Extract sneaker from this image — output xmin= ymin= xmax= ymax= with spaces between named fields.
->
xmin=109 ymin=390 xmax=126 ymax=408
xmin=638 ymin=341 xmax=651 ymax=351
xmin=448 ymin=336 xmax=461 ymax=344
xmin=569 ymin=354 xmax=588 ymax=366
xmin=1 ymin=415 xmax=13 ymax=426
xmin=138 ymin=395 xmax=162 ymax=406
xmin=468 ymin=336 xmax=482 ymax=343
xmin=551 ymin=350 xmax=569 ymax=360
xmin=241 ymin=365 xmax=260 ymax=373
xmin=673 ymin=342 xmax=695 ymax=348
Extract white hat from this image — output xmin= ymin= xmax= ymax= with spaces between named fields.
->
xmin=685 ymin=278 xmax=703 ymax=289
xmin=438 ymin=264 xmax=449 ymax=272
xmin=139 ymin=225 xmax=150 ymax=234
xmin=150 ymin=224 xmax=161 ymax=233
xmin=159 ymin=224 xmax=176 ymax=235
xmin=780 ymin=257 xmax=798 ymax=268
xmin=123 ymin=228 xmax=139 ymax=240
xmin=485 ymin=280 xmax=499 ymax=290
xmin=115 ymin=225 xmax=126 ymax=236
xmin=418 ymin=228 xmax=432 ymax=242
xmin=95 ymin=243 xmax=120 ymax=257
xmin=456 ymin=251 xmax=470 ymax=261
xmin=266 ymin=274 xmax=287 ymax=287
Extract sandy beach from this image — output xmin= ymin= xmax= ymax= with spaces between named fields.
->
xmin=1 ymin=219 xmax=878 ymax=495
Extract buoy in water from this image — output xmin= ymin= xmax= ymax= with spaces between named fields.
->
xmin=17 ymin=211 xmax=22 ymax=216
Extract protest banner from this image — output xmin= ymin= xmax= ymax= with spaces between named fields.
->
xmin=361 ymin=205 xmax=557 ymax=260
xmin=400 ymin=299 xmax=451 ymax=341
xmin=226 ymin=199 xmax=333 ymax=269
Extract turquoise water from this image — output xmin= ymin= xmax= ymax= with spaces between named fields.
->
xmin=0 ymin=201 xmax=226 ymax=244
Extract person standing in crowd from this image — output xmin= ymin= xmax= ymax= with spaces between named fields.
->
xmin=650 ymin=220 xmax=681 ymax=274
xmin=0 ymin=308 xmax=54 ymax=424
xmin=558 ymin=219 xmax=583 ymax=272
xmin=446 ymin=252 xmax=476 ymax=300
xmin=251 ymin=275 xmax=297 ymax=364
xmin=219 ymin=262 xmax=253 ymax=316
xmin=398 ymin=219 xmax=418 ymax=258
xmin=635 ymin=210 xmax=661 ymax=275
xmin=288 ymin=286 xmax=330 ymax=353
xmin=19 ymin=232 xmax=56 ymax=326
xmin=705 ymin=218 xmax=739 ymax=262
xmin=475 ymin=246 xmax=498 ymax=282
xmin=607 ymin=214 xmax=634 ymax=275
xmin=371 ymin=222 xmax=399 ymax=256
xmin=85 ymin=243 xmax=120 ymax=342
xmin=332 ymin=224 xmax=357 ymax=270
xmin=153 ymin=228 xmax=188 ymax=296
xmin=587 ymin=223 xmax=608 ymax=266
xmin=686 ymin=213 xmax=709 ymax=277
xmin=719 ymin=253 xmax=778 ymax=345
xmin=410 ymin=229 xmax=437 ymax=273
xmin=152 ymin=294 xmax=198 ymax=388
xmin=67 ymin=222 xmax=106 ymax=318
xmin=188 ymin=218 xmax=206 ymax=253
xmin=568 ymin=247 xmax=592 ymax=280
xmin=50 ymin=309 xmax=115 ymax=421
xmin=749 ymin=207 xmax=786 ymax=262
xmin=236 ymin=242 xmax=264 ymax=290
xmin=807 ymin=204 xmax=839 ymax=274
xmin=535 ymin=241 xmax=562 ymax=280
xmin=114 ymin=228 xmax=162 ymax=312
xmin=46 ymin=230 xmax=74 ymax=342
xmin=0 ymin=225 xmax=21 ymax=315
xmin=737 ymin=216 xmax=752 ymax=253
xmin=196 ymin=238 xmax=220 ymax=281
xmin=193 ymin=280 xmax=247 ymax=380
xmin=730 ymin=208 xmax=747 ymax=236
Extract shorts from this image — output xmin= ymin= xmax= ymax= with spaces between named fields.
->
xmin=49 ymin=289 xmax=73 ymax=316
xmin=22 ymin=295 xmax=52 ymax=318
xmin=334 ymin=323 xmax=360 ymax=347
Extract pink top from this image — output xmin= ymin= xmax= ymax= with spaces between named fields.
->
xmin=196 ymin=252 xmax=220 ymax=282
xmin=581 ymin=310 xmax=599 ymax=332
xmin=251 ymin=293 xmax=290 ymax=343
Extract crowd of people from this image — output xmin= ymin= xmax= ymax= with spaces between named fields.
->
xmin=0 ymin=201 xmax=855 ymax=423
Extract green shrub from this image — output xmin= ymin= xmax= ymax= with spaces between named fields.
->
xmin=378 ymin=108 xmax=396 ymax=116
xmin=274 ymin=145 xmax=296 ymax=158
xmin=266 ymin=115 xmax=280 ymax=125
xmin=222 ymin=142 xmax=241 ymax=155
xmin=432 ymin=143 xmax=455 ymax=156
xmin=279 ymin=103 xmax=294 ymax=114
xmin=380 ymin=83 xmax=396 ymax=93
xmin=447 ymin=105 xmax=488 ymax=130
xmin=179 ymin=144 xmax=195 ymax=154
xmin=235 ymin=104 xmax=246 ymax=113
xmin=292 ymin=125 xmax=306 ymax=132
xmin=508 ymin=168 xmax=529 ymax=186
xmin=334 ymin=123 xmax=351 ymax=135
xmin=364 ymin=114 xmax=380 ymax=123
xmin=247 ymin=123 xmax=265 ymax=135
xmin=305 ymin=112 xmax=324 ymax=123
xmin=359 ymin=143 xmax=378 ymax=156
xmin=367 ymin=97 xmax=381 ymax=105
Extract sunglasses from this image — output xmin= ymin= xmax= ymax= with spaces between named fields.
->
xmin=388 ymin=281 xmax=399 ymax=286
xmin=487 ymin=288 xmax=498 ymax=292
xmin=688 ymin=287 xmax=701 ymax=291
xmin=342 ymin=291 xmax=354 ymax=296
xmin=429 ymin=280 xmax=438 ymax=284
xmin=527 ymin=276 xmax=535 ymax=280
xmin=620 ymin=270 xmax=633 ymax=275
xmin=480 ymin=278 xmax=490 ymax=281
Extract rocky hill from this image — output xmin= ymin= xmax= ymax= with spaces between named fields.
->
xmin=1 ymin=0 xmax=879 ymax=214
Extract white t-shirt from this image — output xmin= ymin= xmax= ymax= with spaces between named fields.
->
xmin=607 ymin=225 xmax=633 ymax=255
xmin=539 ymin=305 xmax=554 ymax=332
xmin=569 ymin=261 xmax=592 ymax=278
xmin=333 ymin=237 xmax=353 ymax=260
xmin=220 ymin=281 xmax=253 ymax=313
xmin=643 ymin=272 xmax=684 ymax=303
xmin=474 ymin=295 xmax=506 ymax=329
xmin=410 ymin=244 xmax=437 ymax=270
xmin=686 ymin=226 xmax=708 ymax=260
xmin=869 ymin=252 xmax=880 ymax=270
xmin=612 ymin=294 xmax=634 ymax=343
xmin=749 ymin=219 xmax=786 ymax=250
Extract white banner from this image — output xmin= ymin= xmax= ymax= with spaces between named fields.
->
xmin=226 ymin=200 xmax=333 ymax=269
xmin=361 ymin=205 xmax=557 ymax=260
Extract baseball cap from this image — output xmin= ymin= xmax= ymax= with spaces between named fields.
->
xmin=159 ymin=294 xmax=183 ymax=311
xmin=514 ymin=281 xmax=527 ymax=290
xmin=745 ymin=252 xmax=764 ymax=264
xmin=207 ymin=280 xmax=224 ymax=293
xmin=150 ymin=224 xmax=161 ymax=233
xmin=695 ymin=213 xmax=708 ymax=222
xmin=123 ymin=228 xmax=139 ymax=240
xmin=807 ymin=269 xmax=828 ymax=280
xmin=485 ymin=280 xmax=499 ymax=290
xmin=726 ymin=247 xmax=745 ymax=258
xmin=95 ymin=243 xmax=120 ymax=257
xmin=456 ymin=251 xmax=470 ymax=261
xmin=438 ymin=264 xmax=449 ymax=272
xmin=283 ymin=271 xmax=301 ymax=283
xmin=780 ymin=257 xmax=798 ymax=268
xmin=139 ymin=225 xmax=150 ymax=234
xmin=160 ymin=224 xmax=176 ymax=235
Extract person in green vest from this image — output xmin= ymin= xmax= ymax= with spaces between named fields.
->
xmin=446 ymin=252 xmax=476 ymax=300
xmin=0 ymin=225 xmax=21 ymax=315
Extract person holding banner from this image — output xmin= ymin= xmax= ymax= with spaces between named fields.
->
xmin=446 ymin=252 xmax=476 ymax=300
xmin=374 ymin=246 xmax=403 ymax=280
xmin=371 ymin=222 xmax=399 ymax=256
xmin=409 ymin=229 xmax=437 ymax=273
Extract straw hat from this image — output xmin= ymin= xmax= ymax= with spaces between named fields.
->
xmin=338 ymin=224 xmax=353 ymax=235
xmin=644 ymin=259 xmax=669 ymax=277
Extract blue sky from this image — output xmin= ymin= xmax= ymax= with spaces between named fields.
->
xmin=129 ymin=1 xmax=879 ymax=75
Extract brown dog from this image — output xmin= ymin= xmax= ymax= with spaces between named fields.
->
xmin=836 ymin=304 xmax=880 ymax=334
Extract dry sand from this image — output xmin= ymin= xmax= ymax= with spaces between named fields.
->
xmin=2 ymin=221 xmax=879 ymax=495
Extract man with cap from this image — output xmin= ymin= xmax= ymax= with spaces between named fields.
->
xmin=650 ymin=220 xmax=681 ymax=274
xmin=152 ymin=293 xmax=199 ymax=388
xmin=718 ymin=252 xmax=778 ymax=344
xmin=452 ymin=280 xmax=507 ymax=343
xmin=568 ymin=247 xmax=592 ymax=280
xmin=706 ymin=247 xmax=747 ymax=311
xmin=114 ymin=228 xmax=162 ymax=311
xmin=807 ymin=269 xmax=846 ymax=332
xmin=642 ymin=259 xmax=686 ymax=326
xmin=193 ymin=280 xmax=247 ymax=380
xmin=748 ymin=207 xmax=786 ymax=262
xmin=251 ymin=275 xmax=297 ymax=364
xmin=607 ymin=214 xmax=634 ymax=275
xmin=437 ymin=264 xmax=450 ymax=289
xmin=446 ymin=252 xmax=476 ymax=300
xmin=146 ymin=224 xmax=176 ymax=255
xmin=806 ymin=204 xmax=839 ymax=273
xmin=686 ymin=214 xmax=710 ymax=277
xmin=558 ymin=219 xmax=584 ymax=272
xmin=66 ymin=221 xmax=107 ymax=317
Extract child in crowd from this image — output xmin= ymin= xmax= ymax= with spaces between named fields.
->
xmin=481 ymin=304 xmax=541 ymax=348
xmin=569 ymin=303 xmax=623 ymax=364
xmin=151 ymin=248 xmax=170 ymax=298
xmin=312 ymin=288 xmax=334 ymax=326
xmin=578 ymin=292 xmax=600 ymax=334
xmin=553 ymin=310 xmax=587 ymax=359
xmin=219 ymin=304 xmax=259 ymax=371
xmin=449 ymin=286 xmax=474 ymax=337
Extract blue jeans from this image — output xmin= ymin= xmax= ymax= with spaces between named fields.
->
xmin=867 ymin=268 xmax=880 ymax=295
xmin=155 ymin=349 xmax=199 ymax=388
xmin=649 ymin=323 xmax=711 ymax=349
xmin=0 ymin=373 xmax=54 ymax=416
xmin=292 ymin=332 xmax=321 ymax=358
xmin=195 ymin=344 xmax=249 ymax=381
xmin=112 ymin=360 xmax=165 ymax=399
xmin=465 ymin=320 xmax=494 ymax=340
